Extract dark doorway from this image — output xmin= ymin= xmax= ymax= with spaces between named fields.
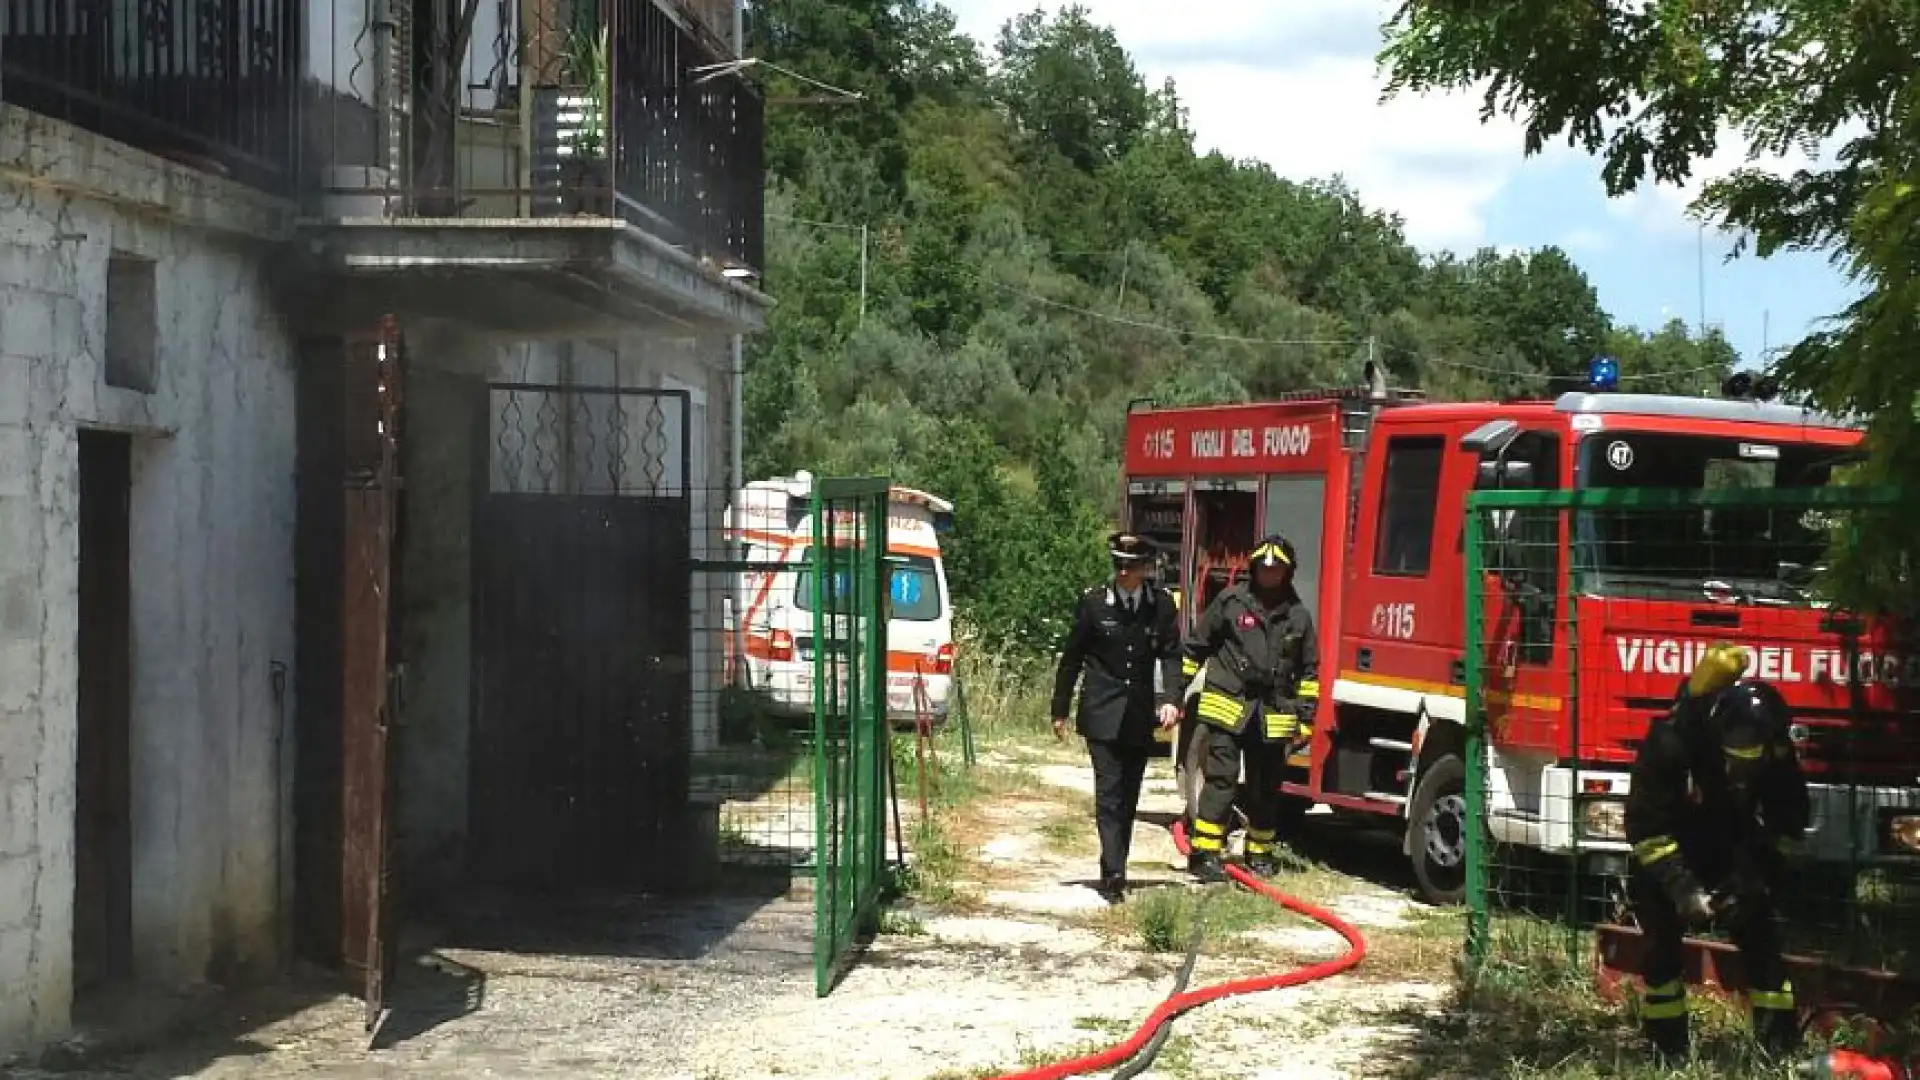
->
xmin=74 ymin=429 xmax=134 ymax=995
xmin=469 ymin=384 xmax=693 ymax=888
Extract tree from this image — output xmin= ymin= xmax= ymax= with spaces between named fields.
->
xmin=1378 ymin=0 xmax=1920 ymax=479
xmin=742 ymin=0 xmax=1775 ymax=652
xmin=991 ymin=5 xmax=1152 ymax=172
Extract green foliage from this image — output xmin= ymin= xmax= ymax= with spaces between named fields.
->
xmin=1379 ymin=0 xmax=1920 ymax=603
xmin=748 ymin=0 xmax=1743 ymax=656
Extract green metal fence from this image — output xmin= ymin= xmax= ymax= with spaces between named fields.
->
xmin=810 ymin=477 xmax=893 ymax=997
xmin=1461 ymin=485 xmax=1920 ymax=1016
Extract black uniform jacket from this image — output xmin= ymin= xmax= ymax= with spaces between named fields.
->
xmin=1624 ymin=686 xmax=1811 ymax=900
xmin=1051 ymin=583 xmax=1183 ymax=744
xmin=1181 ymin=582 xmax=1319 ymax=737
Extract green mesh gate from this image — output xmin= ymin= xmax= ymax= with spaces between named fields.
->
xmin=810 ymin=478 xmax=892 ymax=996
xmin=1461 ymin=485 xmax=1920 ymax=1006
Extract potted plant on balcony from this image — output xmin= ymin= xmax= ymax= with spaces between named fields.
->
xmin=560 ymin=24 xmax=612 ymax=215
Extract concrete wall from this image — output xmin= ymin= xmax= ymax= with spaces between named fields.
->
xmin=394 ymin=332 xmax=732 ymax=892
xmin=0 ymin=109 xmax=297 ymax=1050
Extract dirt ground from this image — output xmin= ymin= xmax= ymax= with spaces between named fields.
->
xmin=3 ymin=745 xmax=1462 ymax=1080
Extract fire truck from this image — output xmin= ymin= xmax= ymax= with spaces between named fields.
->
xmin=1125 ymin=376 xmax=1920 ymax=905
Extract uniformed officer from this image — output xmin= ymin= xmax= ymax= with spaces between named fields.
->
xmin=1181 ymin=534 xmax=1319 ymax=882
xmin=1624 ymin=644 xmax=1809 ymax=1063
xmin=1050 ymin=533 xmax=1184 ymax=904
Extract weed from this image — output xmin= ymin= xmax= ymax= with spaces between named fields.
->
xmin=877 ymin=908 xmax=926 ymax=937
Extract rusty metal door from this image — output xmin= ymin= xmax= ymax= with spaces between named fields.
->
xmin=470 ymin=383 xmax=692 ymax=887
xmin=340 ymin=320 xmax=405 ymax=1033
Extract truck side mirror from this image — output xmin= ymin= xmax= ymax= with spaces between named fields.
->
xmin=1476 ymin=459 xmax=1535 ymax=489
xmin=932 ymin=510 xmax=955 ymax=535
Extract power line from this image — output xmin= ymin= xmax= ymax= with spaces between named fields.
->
xmin=966 ymin=269 xmax=1366 ymax=348
xmin=968 ymin=268 xmax=1728 ymax=384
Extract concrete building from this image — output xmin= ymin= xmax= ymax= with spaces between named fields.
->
xmin=0 ymin=0 xmax=766 ymax=1053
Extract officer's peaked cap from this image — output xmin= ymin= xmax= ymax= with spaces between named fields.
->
xmin=1108 ymin=532 xmax=1155 ymax=563
xmin=1250 ymin=534 xmax=1296 ymax=570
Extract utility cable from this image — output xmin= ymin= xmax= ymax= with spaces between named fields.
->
xmin=1110 ymin=887 xmax=1218 ymax=1080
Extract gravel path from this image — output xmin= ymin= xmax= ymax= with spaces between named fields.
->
xmin=5 ymin=753 xmax=1453 ymax=1080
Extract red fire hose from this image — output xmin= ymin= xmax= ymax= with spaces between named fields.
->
xmin=977 ymin=820 xmax=1369 ymax=1080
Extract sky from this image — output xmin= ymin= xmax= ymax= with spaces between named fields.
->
xmin=943 ymin=0 xmax=1861 ymax=371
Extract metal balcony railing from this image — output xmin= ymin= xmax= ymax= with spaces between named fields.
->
xmin=0 ymin=0 xmax=303 ymax=194
xmin=309 ymin=0 xmax=764 ymax=274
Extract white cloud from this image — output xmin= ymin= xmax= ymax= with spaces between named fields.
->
xmin=945 ymin=0 xmax=1558 ymax=251
xmin=1605 ymin=117 xmax=1869 ymax=244
xmin=1561 ymin=227 xmax=1615 ymax=255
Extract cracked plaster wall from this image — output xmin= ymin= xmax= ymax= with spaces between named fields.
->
xmin=0 ymin=170 xmax=296 ymax=1048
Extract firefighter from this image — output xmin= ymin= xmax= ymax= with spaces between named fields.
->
xmin=1181 ymin=534 xmax=1319 ymax=882
xmin=1050 ymin=533 xmax=1184 ymax=904
xmin=1625 ymin=643 xmax=1810 ymax=1063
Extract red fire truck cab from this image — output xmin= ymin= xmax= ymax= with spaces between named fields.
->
xmin=1125 ymin=386 xmax=1920 ymax=905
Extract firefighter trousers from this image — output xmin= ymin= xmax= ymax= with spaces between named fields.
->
xmin=1629 ymin=870 xmax=1800 ymax=1058
xmin=1190 ymin=720 xmax=1283 ymax=861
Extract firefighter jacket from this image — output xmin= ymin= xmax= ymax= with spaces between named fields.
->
xmin=1051 ymin=583 xmax=1183 ymax=745
xmin=1624 ymin=682 xmax=1811 ymax=906
xmin=1181 ymin=582 xmax=1319 ymax=743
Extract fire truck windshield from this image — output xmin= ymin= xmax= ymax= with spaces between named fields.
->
xmin=1573 ymin=431 xmax=1853 ymax=604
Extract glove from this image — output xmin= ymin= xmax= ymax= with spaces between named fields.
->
xmin=1297 ymin=697 xmax=1318 ymax=726
xmin=1673 ymin=885 xmax=1716 ymax=930
xmin=1709 ymin=888 xmax=1747 ymax=928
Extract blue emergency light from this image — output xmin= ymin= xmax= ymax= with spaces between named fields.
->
xmin=1588 ymin=355 xmax=1620 ymax=392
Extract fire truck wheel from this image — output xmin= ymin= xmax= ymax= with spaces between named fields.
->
xmin=1408 ymin=753 xmax=1468 ymax=906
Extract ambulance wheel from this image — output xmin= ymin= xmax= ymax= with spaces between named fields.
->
xmin=1409 ymin=754 xmax=1468 ymax=906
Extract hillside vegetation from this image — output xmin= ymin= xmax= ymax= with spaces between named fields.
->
xmin=742 ymin=0 xmax=1741 ymax=653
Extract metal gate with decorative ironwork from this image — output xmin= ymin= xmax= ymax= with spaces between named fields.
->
xmin=469 ymin=383 xmax=693 ymax=887
xmin=810 ymin=478 xmax=893 ymax=996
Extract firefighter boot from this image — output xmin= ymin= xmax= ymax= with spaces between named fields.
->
xmin=1751 ymin=983 xmax=1803 ymax=1058
xmin=1187 ymin=848 xmax=1227 ymax=883
xmin=1188 ymin=818 xmax=1229 ymax=882
xmin=1640 ymin=980 xmax=1689 ymax=1066
xmin=1244 ymin=828 xmax=1280 ymax=877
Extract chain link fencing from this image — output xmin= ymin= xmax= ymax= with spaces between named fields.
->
xmin=1461 ymin=485 xmax=1920 ymax=1022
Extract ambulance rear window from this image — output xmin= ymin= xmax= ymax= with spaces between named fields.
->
xmin=792 ymin=550 xmax=945 ymax=622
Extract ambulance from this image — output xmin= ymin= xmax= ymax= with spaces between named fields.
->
xmin=724 ymin=472 xmax=956 ymax=723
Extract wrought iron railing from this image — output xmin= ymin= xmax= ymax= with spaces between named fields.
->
xmin=0 ymin=0 xmax=304 ymax=194
xmin=607 ymin=0 xmax=763 ymax=273
xmin=308 ymin=0 xmax=764 ymax=273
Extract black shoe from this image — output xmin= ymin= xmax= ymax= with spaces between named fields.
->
xmin=1188 ymin=850 xmax=1227 ymax=883
xmin=1097 ymin=875 xmax=1126 ymax=905
xmin=1246 ymin=853 xmax=1279 ymax=878
xmin=1645 ymin=1027 xmax=1689 ymax=1068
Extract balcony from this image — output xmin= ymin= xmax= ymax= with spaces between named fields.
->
xmin=296 ymin=0 xmax=766 ymax=336
xmin=0 ymin=0 xmax=304 ymax=195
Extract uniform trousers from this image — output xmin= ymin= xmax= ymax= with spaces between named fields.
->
xmin=1191 ymin=720 xmax=1282 ymax=857
xmin=1088 ymin=737 xmax=1151 ymax=882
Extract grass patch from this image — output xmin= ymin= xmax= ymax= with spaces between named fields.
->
xmin=1109 ymin=883 xmax=1295 ymax=953
xmin=1381 ymin=918 xmax=1846 ymax=1079
xmin=1037 ymin=803 xmax=1091 ymax=854
xmin=896 ymin=817 xmax=975 ymax=908
xmin=876 ymin=907 xmax=926 ymax=937
xmin=923 ymin=1038 xmax=1115 ymax=1080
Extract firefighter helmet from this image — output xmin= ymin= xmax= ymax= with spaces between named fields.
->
xmin=1709 ymin=678 xmax=1791 ymax=733
xmin=1249 ymin=534 xmax=1296 ymax=571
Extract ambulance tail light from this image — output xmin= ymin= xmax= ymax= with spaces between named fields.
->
xmin=769 ymin=630 xmax=796 ymax=663
xmin=932 ymin=643 xmax=954 ymax=675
